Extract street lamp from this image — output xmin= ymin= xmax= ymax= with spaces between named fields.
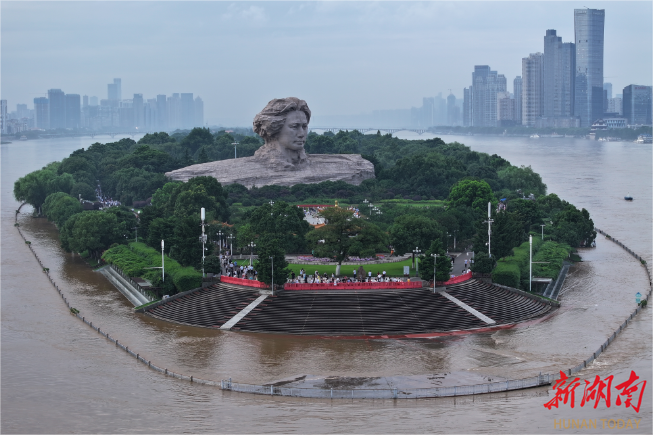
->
xmin=199 ymin=207 xmax=207 ymax=277
xmin=540 ymin=224 xmax=546 ymax=240
xmin=217 ymin=230 xmax=224 ymax=254
xmin=269 ymin=200 xmax=275 ymax=216
xmin=249 ymin=241 xmax=256 ymax=266
xmin=232 ymin=141 xmax=239 ymax=159
xmin=269 ymin=255 xmax=274 ymax=295
xmin=483 ymin=202 xmax=494 ymax=258
xmin=161 ymin=239 xmax=165 ymax=282
xmin=431 ymin=253 xmax=439 ymax=293
xmin=412 ymin=247 xmax=421 ymax=275
xmin=227 ymin=234 xmax=234 ymax=257
xmin=453 ymin=230 xmax=457 ymax=250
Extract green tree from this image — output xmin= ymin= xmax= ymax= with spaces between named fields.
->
xmin=470 ymin=251 xmax=494 ymax=273
xmin=418 ymin=239 xmax=451 ymax=282
xmin=497 ymin=165 xmax=547 ymax=196
xmin=447 ymin=179 xmax=495 ymax=219
xmin=70 ymin=181 xmax=96 ymax=201
xmin=306 ymin=207 xmax=361 ymax=275
xmin=253 ymin=235 xmax=290 ymax=287
xmin=13 ymin=165 xmax=59 ymax=213
xmin=247 ymin=201 xmax=310 ymax=253
xmin=389 ymin=215 xmax=443 ymax=255
xmin=552 ymin=205 xmax=596 ymax=247
xmin=180 ymin=127 xmax=214 ymax=154
xmin=473 ymin=210 xmax=525 ymax=259
xmin=60 ymin=211 xmax=123 ymax=257
xmin=42 ymin=192 xmax=83 ymax=227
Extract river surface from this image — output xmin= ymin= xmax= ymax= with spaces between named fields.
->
xmin=2 ymin=134 xmax=651 ymax=433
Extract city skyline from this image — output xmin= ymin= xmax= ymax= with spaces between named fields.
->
xmin=1 ymin=1 xmax=651 ymax=127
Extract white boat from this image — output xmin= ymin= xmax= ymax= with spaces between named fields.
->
xmin=530 ymin=134 xmax=540 ymax=138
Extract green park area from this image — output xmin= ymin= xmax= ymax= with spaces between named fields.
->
xmin=14 ymin=127 xmax=596 ymax=295
xmin=287 ymin=258 xmax=415 ymax=278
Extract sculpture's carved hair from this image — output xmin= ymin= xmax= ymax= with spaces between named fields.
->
xmin=253 ymin=97 xmax=311 ymax=141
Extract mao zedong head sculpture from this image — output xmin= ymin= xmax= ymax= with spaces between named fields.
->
xmin=253 ymin=97 xmax=311 ymax=167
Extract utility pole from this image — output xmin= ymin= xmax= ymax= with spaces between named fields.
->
xmin=431 ymin=253 xmax=438 ymax=293
xmin=199 ymin=207 xmax=207 ymax=277
xmin=412 ymin=247 xmax=421 ymax=276
xmin=529 ymin=235 xmax=532 ymax=292
xmin=483 ymin=202 xmax=494 ymax=258
xmin=161 ymin=239 xmax=165 ymax=282
xmin=270 ymin=256 xmax=274 ymax=295
xmin=232 ymin=141 xmax=239 ymax=159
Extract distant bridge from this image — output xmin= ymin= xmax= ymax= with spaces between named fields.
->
xmin=38 ymin=131 xmax=151 ymax=139
xmin=309 ymin=127 xmax=429 ymax=135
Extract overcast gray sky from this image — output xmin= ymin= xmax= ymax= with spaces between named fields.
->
xmin=2 ymin=1 xmax=651 ymax=126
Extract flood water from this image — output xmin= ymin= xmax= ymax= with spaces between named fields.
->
xmin=2 ymin=134 xmax=651 ymax=433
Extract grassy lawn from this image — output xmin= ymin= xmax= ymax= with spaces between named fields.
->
xmin=287 ymin=258 xmax=417 ymax=277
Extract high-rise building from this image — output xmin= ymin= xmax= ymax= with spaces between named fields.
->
xmin=83 ymin=95 xmax=89 ymax=108
xmin=108 ymin=78 xmax=122 ymax=103
xmin=543 ymin=30 xmax=576 ymax=120
xmin=574 ymin=8 xmax=605 ymax=127
xmin=34 ymin=97 xmax=49 ymax=129
xmin=471 ymin=66 xmax=503 ymax=127
xmin=156 ymin=95 xmax=168 ymax=131
xmin=48 ymin=89 xmax=66 ymax=129
xmin=497 ymin=92 xmax=516 ymax=126
xmin=133 ymin=94 xmax=144 ymax=129
xmin=513 ymin=76 xmax=523 ymax=124
xmin=17 ymin=104 xmax=29 ymax=119
xmin=65 ymin=94 xmax=81 ymax=129
xmin=608 ymin=97 xmax=622 ymax=115
xmin=447 ymin=93 xmax=457 ymax=126
xmin=463 ymin=87 xmax=472 ymax=127
xmin=603 ymin=83 xmax=612 ymax=99
xmin=194 ymin=96 xmax=204 ymax=127
xmin=180 ymin=93 xmax=194 ymax=129
xmin=89 ymin=96 xmax=98 ymax=106
xmin=623 ymin=85 xmax=652 ymax=125
xmin=1 ymin=100 xmax=7 ymax=134
xmin=168 ymin=93 xmax=181 ymax=129
xmin=522 ymin=53 xmax=544 ymax=127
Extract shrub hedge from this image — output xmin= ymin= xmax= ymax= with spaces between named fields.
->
xmin=102 ymin=242 xmax=202 ymax=293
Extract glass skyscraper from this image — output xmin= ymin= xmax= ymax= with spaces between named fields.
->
xmin=574 ymin=8 xmax=605 ymax=127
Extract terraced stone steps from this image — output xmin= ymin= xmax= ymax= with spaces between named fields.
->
xmin=144 ymin=279 xmax=555 ymax=336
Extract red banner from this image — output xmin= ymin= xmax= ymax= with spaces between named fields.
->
xmin=220 ymin=276 xmax=269 ymax=289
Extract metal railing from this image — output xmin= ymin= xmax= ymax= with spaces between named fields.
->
xmin=220 ymin=374 xmax=553 ymax=399
xmin=109 ymin=264 xmax=155 ymax=302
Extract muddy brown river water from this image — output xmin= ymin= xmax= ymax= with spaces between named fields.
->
xmin=2 ymin=135 xmax=651 ymax=433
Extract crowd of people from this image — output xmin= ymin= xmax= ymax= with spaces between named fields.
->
xmin=221 ymin=255 xmax=257 ymax=280
xmin=95 ymin=184 xmax=121 ymax=208
xmin=287 ymin=268 xmax=407 ymax=285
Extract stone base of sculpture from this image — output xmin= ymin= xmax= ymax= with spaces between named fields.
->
xmin=165 ymin=154 xmax=375 ymax=188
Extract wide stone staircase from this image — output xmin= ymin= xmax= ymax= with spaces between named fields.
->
xmin=144 ymin=280 xmax=555 ymax=336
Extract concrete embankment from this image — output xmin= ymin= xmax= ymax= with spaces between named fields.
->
xmin=98 ymin=266 xmax=150 ymax=306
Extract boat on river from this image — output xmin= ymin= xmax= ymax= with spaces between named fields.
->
xmin=625 ymin=193 xmax=633 ymax=201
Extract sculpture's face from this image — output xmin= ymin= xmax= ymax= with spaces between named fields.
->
xmin=276 ymin=110 xmax=308 ymax=151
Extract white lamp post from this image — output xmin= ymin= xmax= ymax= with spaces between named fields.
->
xmin=228 ymin=234 xmax=234 ymax=257
xmin=412 ymin=247 xmax=421 ymax=275
xmin=431 ymin=253 xmax=438 ymax=293
xmin=161 ymin=239 xmax=165 ymax=282
xmin=232 ymin=141 xmax=239 ymax=159
xmin=269 ymin=255 xmax=274 ymax=295
xmin=249 ymin=241 xmax=256 ymax=266
xmin=483 ymin=202 xmax=494 ymax=258
xmin=200 ymin=207 xmax=206 ymax=277
xmin=541 ymin=224 xmax=546 ymax=240
xmin=217 ymin=230 xmax=223 ymax=254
